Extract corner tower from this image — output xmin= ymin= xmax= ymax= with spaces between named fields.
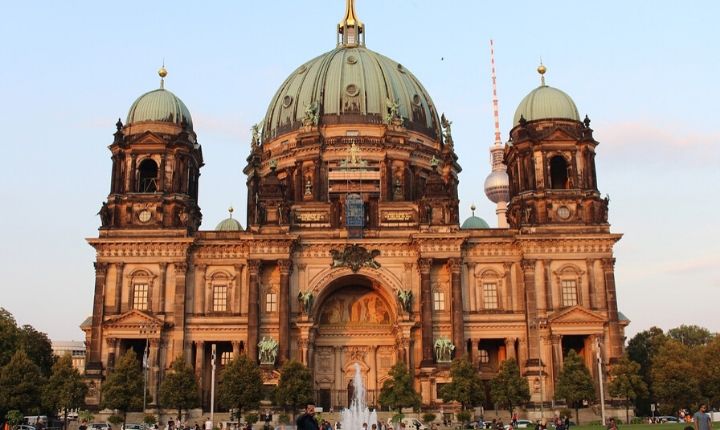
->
xmin=100 ymin=67 xmax=204 ymax=233
xmin=505 ymin=65 xmax=606 ymax=230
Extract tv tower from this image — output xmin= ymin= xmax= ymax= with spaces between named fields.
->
xmin=483 ymin=39 xmax=510 ymax=228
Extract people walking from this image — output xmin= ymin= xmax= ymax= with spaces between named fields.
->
xmin=296 ymin=402 xmax=320 ymax=430
xmin=693 ymin=404 xmax=711 ymax=430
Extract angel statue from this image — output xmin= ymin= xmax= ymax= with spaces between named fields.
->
xmin=385 ymin=97 xmax=401 ymax=124
xmin=258 ymin=337 xmax=279 ymax=365
xmin=303 ymin=101 xmax=319 ymax=127
xmin=440 ymin=113 xmax=453 ymax=144
xmin=297 ymin=291 xmax=314 ymax=315
xmin=250 ymin=123 xmax=262 ymax=149
xmin=397 ymin=289 xmax=413 ymax=313
xmin=434 ymin=337 xmax=455 ymax=363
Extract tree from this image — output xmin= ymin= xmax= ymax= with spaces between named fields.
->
xmin=0 ymin=350 xmax=44 ymax=416
xmin=439 ymin=356 xmax=484 ymax=411
xmin=43 ymin=353 xmax=88 ymax=429
xmin=555 ymin=350 xmax=595 ymax=424
xmin=17 ymin=324 xmax=55 ymax=377
xmin=700 ymin=335 xmax=720 ymax=406
xmin=625 ymin=327 xmax=667 ymax=415
xmin=218 ymin=355 xmax=263 ymax=420
xmin=490 ymin=358 xmax=530 ymax=413
xmin=0 ymin=309 xmax=19 ymax=368
xmin=650 ymin=339 xmax=700 ymax=413
xmin=100 ymin=349 xmax=144 ymax=427
xmin=378 ymin=361 xmax=421 ymax=413
xmin=159 ymin=357 xmax=200 ymax=422
xmin=608 ymin=354 xmax=648 ymax=424
xmin=274 ymin=360 xmax=314 ymax=419
xmin=667 ymin=324 xmax=713 ymax=348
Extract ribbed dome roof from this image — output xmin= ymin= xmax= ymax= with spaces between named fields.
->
xmin=127 ymin=88 xmax=193 ymax=128
xmin=216 ymin=216 xmax=243 ymax=231
xmin=461 ymin=215 xmax=490 ymax=229
xmin=263 ymin=46 xmax=439 ymax=141
xmin=513 ymin=85 xmax=579 ymax=125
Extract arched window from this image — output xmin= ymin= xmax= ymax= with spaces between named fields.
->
xmin=138 ymin=159 xmax=158 ymax=192
xmin=550 ymin=155 xmax=569 ymax=189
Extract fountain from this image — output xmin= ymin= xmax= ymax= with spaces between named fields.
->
xmin=341 ymin=363 xmax=378 ymax=430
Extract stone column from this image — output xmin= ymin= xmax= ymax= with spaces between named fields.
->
xmin=113 ymin=263 xmax=123 ymax=314
xmin=173 ymin=261 xmax=188 ymax=360
xmin=234 ymin=264 xmax=245 ymax=314
xmin=551 ymin=334 xmax=563 ymax=383
xmin=128 ymin=155 xmax=136 ymax=192
xmin=503 ymin=263 xmax=514 ymax=311
xmin=602 ymin=258 xmax=623 ymax=356
xmin=586 ymin=258 xmax=597 ymax=309
xmin=449 ymin=258 xmax=464 ymax=354
xmin=247 ymin=260 xmax=261 ymax=362
xmin=194 ymin=264 xmax=206 ymax=315
xmin=232 ymin=341 xmax=241 ymax=358
xmin=89 ymin=262 xmax=108 ymax=363
xmin=505 ymin=337 xmax=517 ymax=360
xmin=149 ymin=338 xmax=160 ymax=405
xmin=278 ymin=259 xmax=293 ymax=363
xmin=106 ymin=337 xmax=119 ymax=370
xmin=157 ymin=263 xmax=167 ymax=314
xmin=467 ymin=263 xmax=476 ymax=312
xmin=418 ymin=258 xmax=434 ymax=366
xmin=195 ymin=341 xmax=205 ymax=405
xmin=158 ymin=154 xmax=166 ymax=192
xmin=521 ymin=260 xmax=540 ymax=360
xmin=543 ymin=260 xmax=553 ymax=310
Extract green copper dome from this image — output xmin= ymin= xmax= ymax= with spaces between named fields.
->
xmin=127 ymin=88 xmax=193 ymax=128
xmin=263 ymin=46 xmax=439 ymax=140
xmin=513 ymin=85 xmax=580 ymax=125
xmin=215 ymin=216 xmax=243 ymax=231
xmin=461 ymin=215 xmax=490 ymax=229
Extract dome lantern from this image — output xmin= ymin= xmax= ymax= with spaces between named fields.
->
xmin=337 ymin=0 xmax=364 ymax=47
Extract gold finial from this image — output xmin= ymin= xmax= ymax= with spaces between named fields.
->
xmin=228 ymin=206 xmax=234 ymax=217
xmin=158 ymin=61 xmax=167 ymax=89
xmin=338 ymin=0 xmax=364 ymax=47
xmin=537 ymin=59 xmax=546 ymax=86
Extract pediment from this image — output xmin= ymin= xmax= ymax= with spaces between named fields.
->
xmin=130 ymin=130 xmax=167 ymax=145
xmin=549 ymin=305 xmax=606 ymax=324
xmin=104 ymin=309 xmax=164 ymax=329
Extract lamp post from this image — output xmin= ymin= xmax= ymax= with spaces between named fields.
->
xmin=210 ymin=344 xmax=217 ymax=428
xmin=596 ymin=337 xmax=606 ymax=426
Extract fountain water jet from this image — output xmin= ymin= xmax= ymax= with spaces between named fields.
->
xmin=341 ymin=363 xmax=377 ymax=430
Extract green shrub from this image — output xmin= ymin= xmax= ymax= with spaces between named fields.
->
xmin=423 ymin=414 xmax=436 ymax=424
xmin=391 ymin=414 xmax=404 ymax=424
xmin=246 ymin=414 xmax=259 ymax=424
xmin=144 ymin=415 xmax=157 ymax=426
xmin=5 ymin=411 xmax=24 ymax=426
xmin=456 ymin=411 xmax=472 ymax=423
xmin=107 ymin=415 xmax=124 ymax=425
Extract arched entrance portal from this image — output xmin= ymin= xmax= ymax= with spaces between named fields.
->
xmin=312 ymin=275 xmax=398 ymax=411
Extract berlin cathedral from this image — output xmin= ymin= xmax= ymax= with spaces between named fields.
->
xmin=83 ymin=0 xmax=627 ymax=411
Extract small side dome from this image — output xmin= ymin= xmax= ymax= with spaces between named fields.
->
xmin=461 ymin=215 xmax=490 ymax=229
xmin=215 ymin=207 xmax=243 ymax=231
xmin=513 ymin=65 xmax=579 ymax=125
xmin=127 ymin=88 xmax=193 ymax=128
xmin=461 ymin=204 xmax=490 ymax=229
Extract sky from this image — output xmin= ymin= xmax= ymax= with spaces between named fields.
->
xmin=0 ymin=1 xmax=718 ymax=343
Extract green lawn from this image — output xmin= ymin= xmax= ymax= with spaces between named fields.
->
xmin=568 ymin=424 xmax=720 ymax=430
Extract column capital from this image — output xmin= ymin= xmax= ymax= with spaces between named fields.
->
xmin=601 ymin=258 xmax=616 ymax=271
xmin=105 ymin=337 xmax=118 ymax=347
xmin=418 ymin=258 xmax=432 ymax=274
xmin=248 ymin=260 xmax=262 ymax=275
xmin=521 ymin=259 xmax=536 ymax=272
xmin=175 ymin=261 xmax=188 ymax=274
xmin=94 ymin=262 xmax=109 ymax=276
xmin=447 ymin=258 xmax=462 ymax=274
xmin=503 ymin=262 xmax=513 ymax=273
xmin=278 ymin=259 xmax=293 ymax=275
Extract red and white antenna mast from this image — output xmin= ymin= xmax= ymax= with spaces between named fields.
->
xmin=484 ymin=39 xmax=510 ymax=228
xmin=490 ymin=39 xmax=502 ymax=147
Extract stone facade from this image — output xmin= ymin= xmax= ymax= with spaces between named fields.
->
xmin=83 ymin=3 xmax=626 ymax=412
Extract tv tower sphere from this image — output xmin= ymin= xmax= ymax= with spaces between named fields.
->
xmin=484 ymin=169 xmax=509 ymax=204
